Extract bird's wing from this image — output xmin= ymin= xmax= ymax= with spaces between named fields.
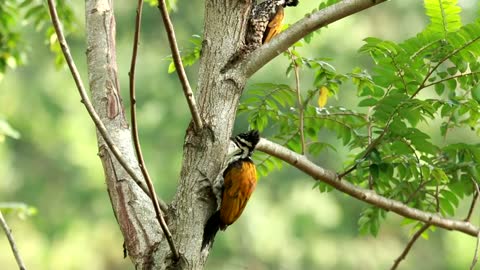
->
xmin=263 ymin=6 xmax=285 ymax=44
xmin=220 ymin=160 xmax=257 ymax=227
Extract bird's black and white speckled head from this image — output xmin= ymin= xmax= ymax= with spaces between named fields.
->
xmin=229 ymin=130 xmax=260 ymax=160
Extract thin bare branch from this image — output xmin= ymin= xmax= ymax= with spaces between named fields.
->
xmin=256 ymin=138 xmax=480 ymax=236
xmin=156 ymin=0 xmax=203 ymax=131
xmin=471 ymin=232 xmax=480 ymax=270
xmin=466 ymin=180 xmax=480 ymax=222
xmin=367 ymin=108 xmax=373 ymax=189
xmin=128 ymin=0 xmax=179 ymax=260
xmin=390 ymin=223 xmax=430 ymax=270
xmin=288 ymin=50 xmax=305 ymax=154
xmin=0 ymin=211 xmax=27 ymax=270
xmin=244 ymin=0 xmax=388 ymax=77
xmin=470 ymin=179 xmax=480 ymax=270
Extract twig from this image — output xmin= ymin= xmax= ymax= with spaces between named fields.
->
xmin=471 ymin=232 xmax=480 ymax=270
xmin=128 ymin=0 xmax=179 ymax=261
xmin=367 ymin=108 xmax=373 ymax=189
xmin=469 ymin=179 xmax=480 ymax=270
xmin=156 ymin=0 xmax=203 ymax=131
xmin=288 ymin=50 xmax=305 ymax=154
xmin=0 ymin=211 xmax=27 ymax=270
xmin=466 ymin=180 xmax=480 ymax=222
xmin=256 ymin=138 xmax=480 ymax=236
xmin=390 ymin=223 xmax=430 ymax=270
xmin=46 ymin=0 xmax=168 ymax=210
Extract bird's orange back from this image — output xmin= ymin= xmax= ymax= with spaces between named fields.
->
xmin=219 ymin=159 xmax=257 ymax=229
xmin=263 ymin=6 xmax=285 ymax=44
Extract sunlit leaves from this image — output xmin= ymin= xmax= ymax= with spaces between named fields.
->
xmin=358 ymin=207 xmax=386 ymax=236
xmin=167 ymin=34 xmax=201 ymax=73
xmin=0 ymin=202 xmax=37 ymax=219
xmin=0 ymin=0 xmax=76 ymax=77
xmin=239 ymin=83 xmax=296 ymax=132
xmin=424 ymin=0 xmax=462 ymax=37
xmin=147 ymin=0 xmax=178 ymax=11
xmin=0 ymin=118 xmax=20 ymax=142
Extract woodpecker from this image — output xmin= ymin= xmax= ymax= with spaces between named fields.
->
xmin=221 ymin=0 xmax=299 ymax=73
xmin=202 ymin=130 xmax=260 ymax=249
xmin=247 ymin=0 xmax=300 ymax=48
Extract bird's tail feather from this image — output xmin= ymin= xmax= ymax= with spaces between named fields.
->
xmin=202 ymin=211 xmax=221 ymax=250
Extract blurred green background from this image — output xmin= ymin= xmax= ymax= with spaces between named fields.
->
xmin=1 ymin=1 xmax=479 ymax=269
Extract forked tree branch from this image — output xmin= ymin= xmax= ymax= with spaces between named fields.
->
xmin=47 ymin=0 xmax=179 ymax=259
xmin=129 ymin=0 xmax=180 ymax=261
xmin=256 ymin=138 xmax=480 ymax=237
xmin=0 ymin=211 xmax=27 ymax=270
xmin=244 ymin=0 xmax=388 ymax=77
xmin=157 ymin=0 xmax=203 ymax=131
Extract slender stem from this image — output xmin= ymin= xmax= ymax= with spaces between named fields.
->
xmin=0 ymin=211 xmax=27 ymax=270
xmin=467 ymin=178 xmax=480 ymax=270
xmin=471 ymin=232 xmax=480 ymax=270
xmin=367 ymin=107 xmax=373 ymax=189
xmin=390 ymin=223 xmax=430 ymax=270
xmin=289 ymin=50 xmax=305 ymax=154
xmin=128 ymin=0 xmax=179 ymax=261
xmin=156 ymin=0 xmax=203 ymax=131
xmin=465 ymin=188 xmax=479 ymax=222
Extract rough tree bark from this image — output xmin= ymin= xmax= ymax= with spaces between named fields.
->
xmin=85 ymin=0 xmax=252 ymax=269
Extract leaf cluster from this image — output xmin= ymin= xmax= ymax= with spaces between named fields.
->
xmin=0 ymin=0 xmax=76 ymax=80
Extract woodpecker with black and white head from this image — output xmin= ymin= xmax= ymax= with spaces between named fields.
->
xmin=202 ymin=130 xmax=260 ymax=249
xmin=221 ymin=0 xmax=299 ymax=72
xmin=247 ymin=0 xmax=300 ymax=48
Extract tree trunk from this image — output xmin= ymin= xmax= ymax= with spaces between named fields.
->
xmin=85 ymin=0 xmax=253 ymax=269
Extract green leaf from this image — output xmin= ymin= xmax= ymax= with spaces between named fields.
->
xmin=432 ymin=168 xmax=449 ymax=184
xmin=358 ymin=97 xmax=378 ymax=107
xmin=434 ymin=83 xmax=445 ymax=95
xmin=0 ymin=202 xmax=37 ymax=219
xmin=358 ymin=207 xmax=386 ymax=237
xmin=0 ymin=119 xmax=20 ymax=140
xmin=439 ymin=197 xmax=455 ymax=216
xmin=472 ymin=85 xmax=480 ymax=102
xmin=424 ymin=0 xmax=462 ymax=36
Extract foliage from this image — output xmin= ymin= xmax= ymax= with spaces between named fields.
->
xmin=0 ymin=202 xmax=37 ymax=219
xmin=167 ymin=34 xmax=202 ymax=73
xmin=240 ymin=0 xmax=480 ymax=236
xmin=0 ymin=0 xmax=75 ymax=80
xmin=0 ymin=118 xmax=20 ymax=142
xmin=146 ymin=0 xmax=178 ymax=11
